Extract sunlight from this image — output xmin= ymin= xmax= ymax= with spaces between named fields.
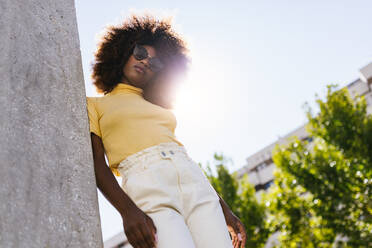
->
xmin=171 ymin=48 xmax=229 ymax=125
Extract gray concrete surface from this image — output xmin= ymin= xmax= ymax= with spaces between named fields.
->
xmin=0 ymin=0 xmax=103 ymax=247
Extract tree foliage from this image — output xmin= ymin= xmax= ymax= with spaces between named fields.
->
xmin=201 ymin=153 xmax=271 ymax=248
xmin=263 ymin=84 xmax=372 ymax=247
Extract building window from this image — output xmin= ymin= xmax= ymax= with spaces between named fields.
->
xmin=254 ymin=180 xmax=274 ymax=192
xmin=256 ymin=162 xmax=267 ymax=171
xmin=301 ymin=136 xmax=313 ymax=142
xmin=263 ymin=180 xmax=274 ymax=190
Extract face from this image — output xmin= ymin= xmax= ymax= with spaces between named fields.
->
xmin=121 ymin=44 xmax=158 ymax=89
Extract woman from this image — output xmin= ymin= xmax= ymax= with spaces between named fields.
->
xmin=86 ymin=13 xmax=246 ymax=248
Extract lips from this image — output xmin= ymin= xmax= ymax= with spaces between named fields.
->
xmin=134 ymin=65 xmax=146 ymax=74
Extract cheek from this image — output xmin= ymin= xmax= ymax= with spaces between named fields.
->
xmin=123 ymin=57 xmax=135 ymax=71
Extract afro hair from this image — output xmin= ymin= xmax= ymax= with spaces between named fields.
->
xmin=90 ymin=12 xmax=191 ymax=96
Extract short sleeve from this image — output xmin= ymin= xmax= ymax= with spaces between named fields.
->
xmin=86 ymin=97 xmax=102 ymax=138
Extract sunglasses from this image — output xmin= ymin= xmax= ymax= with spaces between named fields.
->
xmin=132 ymin=44 xmax=165 ymax=72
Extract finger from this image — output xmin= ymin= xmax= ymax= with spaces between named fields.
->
xmin=232 ymin=238 xmax=237 ymax=248
xmin=231 ymin=235 xmax=235 ymax=248
xmin=237 ymin=233 xmax=242 ymax=248
xmin=230 ymin=232 xmax=238 ymax=248
xmin=238 ymin=231 xmax=246 ymax=248
xmin=231 ymin=225 xmax=239 ymax=247
xmin=237 ymin=225 xmax=247 ymax=248
xmin=235 ymin=236 xmax=240 ymax=248
xmin=228 ymin=230 xmax=235 ymax=243
xmin=241 ymin=233 xmax=247 ymax=248
xmin=233 ymin=239 xmax=238 ymax=248
xmin=153 ymin=231 xmax=158 ymax=246
xmin=133 ymin=228 xmax=147 ymax=248
xmin=125 ymin=227 xmax=140 ymax=248
xmin=232 ymin=225 xmax=241 ymax=248
xmin=147 ymin=216 xmax=158 ymax=245
xmin=149 ymin=217 xmax=157 ymax=234
xmin=140 ymin=224 xmax=155 ymax=248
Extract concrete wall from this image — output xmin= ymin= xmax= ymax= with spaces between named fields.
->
xmin=0 ymin=0 xmax=103 ymax=247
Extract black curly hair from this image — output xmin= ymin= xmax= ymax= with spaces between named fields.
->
xmin=90 ymin=12 xmax=191 ymax=97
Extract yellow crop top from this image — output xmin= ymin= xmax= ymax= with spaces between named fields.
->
xmin=86 ymin=83 xmax=184 ymax=177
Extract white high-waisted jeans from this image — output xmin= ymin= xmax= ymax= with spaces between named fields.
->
xmin=117 ymin=142 xmax=233 ymax=248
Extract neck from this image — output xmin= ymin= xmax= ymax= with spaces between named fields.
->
xmin=120 ymin=77 xmax=145 ymax=90
xmin=110 ymin=82 xmax=144 ymax=96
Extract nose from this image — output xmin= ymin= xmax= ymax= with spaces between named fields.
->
xmin=140 ymin=59 xmax=150 ymax=69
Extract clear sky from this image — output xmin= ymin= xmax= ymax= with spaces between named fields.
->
xmin=75 ymin=0 xmax=372 ymax=241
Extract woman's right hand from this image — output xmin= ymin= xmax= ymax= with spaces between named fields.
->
xmin=121 ymin=203 xmax=158 ymax=248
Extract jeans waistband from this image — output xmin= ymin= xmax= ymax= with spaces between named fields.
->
xmin=117 ymin=142 xmax=188 ymax=179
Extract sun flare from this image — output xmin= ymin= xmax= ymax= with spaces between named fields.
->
xmin=170 ymin=49 xmax=229 ymax=131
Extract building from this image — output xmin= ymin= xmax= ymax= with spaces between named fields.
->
xmin=103 ymin=62 xmax=372 ymax=247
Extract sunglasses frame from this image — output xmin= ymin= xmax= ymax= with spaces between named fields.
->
xmin=132 ymin=43 xmax=164 ymax=72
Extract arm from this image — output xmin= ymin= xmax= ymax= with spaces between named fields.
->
xmin=90 ymin=132 xmax=136 ymax=217
xmin=214 ymin=190 xmax=247 ymax=248
xmin=215 ymin=191 xmax=231 ymax=216
xmin=90 ymin=132 xmax=158 ymax=248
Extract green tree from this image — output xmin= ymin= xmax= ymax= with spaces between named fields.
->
xmin=263 ymin=84 xmax=372 ymax=247
xmin=200 ymin=153 xmax=272 ymax=248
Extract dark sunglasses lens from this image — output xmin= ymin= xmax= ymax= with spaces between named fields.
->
xmin=133 ymin=45 xmax=147 ymax=60
xmin=149 ymin=58 xmax=164 ymax=72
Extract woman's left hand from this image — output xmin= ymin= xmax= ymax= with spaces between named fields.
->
xmin=224 ymin=209 xmax=247 ymax=248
